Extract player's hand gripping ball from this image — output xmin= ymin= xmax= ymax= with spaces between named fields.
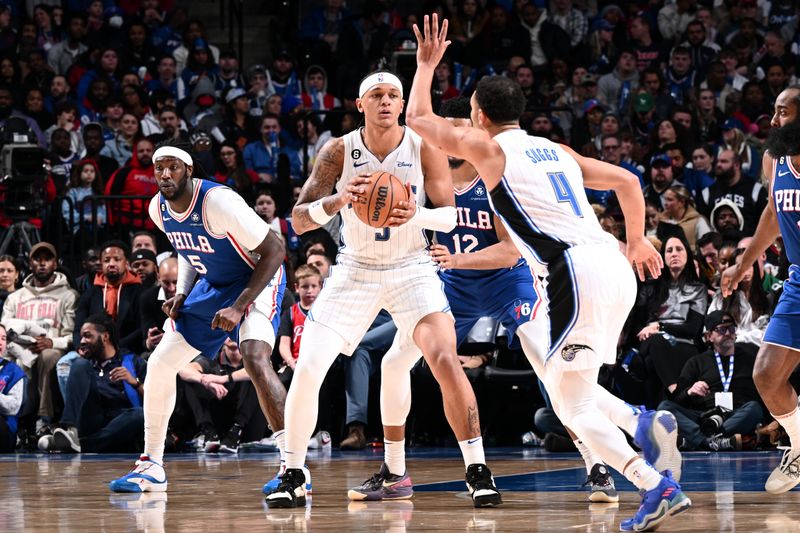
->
xmin=351 ymin=171 xmax=409 ymax=228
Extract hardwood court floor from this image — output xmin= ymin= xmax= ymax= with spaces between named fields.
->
xmin=2 ymin=448 xmax=800 ymax=532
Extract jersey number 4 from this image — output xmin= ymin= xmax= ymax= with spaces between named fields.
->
xmin=547 ymin=172 xmax=583 ymax=217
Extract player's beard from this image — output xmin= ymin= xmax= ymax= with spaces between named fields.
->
xmin=448 ymin=156 xmax=465 ymax=169
xmin=764 ymin=117 xmax=800 ymax=157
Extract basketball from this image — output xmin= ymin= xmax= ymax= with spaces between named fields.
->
xmin=352 ymin=171 xmax=408 ymax=228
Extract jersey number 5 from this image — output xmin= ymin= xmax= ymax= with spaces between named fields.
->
xmin=187 ymin=254 xmax=207 ymax=274
xmin=547 ymin=172 xmax=583 ymax=217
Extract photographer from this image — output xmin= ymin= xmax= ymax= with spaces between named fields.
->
xmin=657 ymin=311 xmax=765 ymax=451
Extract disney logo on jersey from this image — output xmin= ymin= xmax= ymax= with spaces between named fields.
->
xmin=396 ymin=161 xmax=412 ymax=168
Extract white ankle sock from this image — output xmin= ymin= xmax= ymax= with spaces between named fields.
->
xmin=623 ymin=457 xmax=662 ymax=491
xmin=458 ymin=436 xmax=486 ymax=469
xmin=384 ymin=439 xmax=406 ymax=476
xmin=273 ymin=429 xmax=286 ymax=463
xmin=575 ymin=439 xmax=603 ymax=474
xmin=774 ymin=407 xmax=800 ymax=448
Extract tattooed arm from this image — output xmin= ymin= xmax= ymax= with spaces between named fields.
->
xmin=292 ymin=137 xmax=353 ymax=235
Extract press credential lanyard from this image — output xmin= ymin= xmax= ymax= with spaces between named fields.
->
xmin=715 ymin=352 xmax=734 ymax=392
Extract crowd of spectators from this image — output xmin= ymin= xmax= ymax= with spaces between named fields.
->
xmin=1 ymin=0 xmax=800 ymax=454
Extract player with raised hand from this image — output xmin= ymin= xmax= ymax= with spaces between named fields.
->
xmin=405 ymin=14 xmax=690 ymax=531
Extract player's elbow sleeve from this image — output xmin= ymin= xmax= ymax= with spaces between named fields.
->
xmin=411 ymin=205 xmax=457 ymax=232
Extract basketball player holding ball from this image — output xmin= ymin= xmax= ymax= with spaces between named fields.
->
xmin=265 ymin=71 xmax=502 ymax=509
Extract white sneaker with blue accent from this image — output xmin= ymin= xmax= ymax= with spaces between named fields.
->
xmin=262 ymin=463 xmax=312 ymax=495
xmin=634 ymin=410 xmax=682 ymax=482
xmin=109 ymin=456 xmax=168 ymax=493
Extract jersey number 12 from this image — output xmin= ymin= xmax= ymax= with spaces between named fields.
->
xmin=547 ymin=172 xmax=583 ymax=217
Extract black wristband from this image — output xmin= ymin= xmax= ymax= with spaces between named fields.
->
xmin=228 ymin=373 xmax=234 ymax=383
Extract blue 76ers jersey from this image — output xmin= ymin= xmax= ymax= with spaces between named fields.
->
xmin=435 ymin=176 xmax=525 ymax=281
xmin=159 ymin=180 xmax=255 ymax=286
xmin=772 ymin=155 xmax=800 ymax=266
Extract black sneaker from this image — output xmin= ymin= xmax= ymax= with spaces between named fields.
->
xmin=265 ymin=468 xmax=307 ymax=508
xmin=707 ymin=434 xmax=742 ymax=451
xmin=583 ymin=463 xmax=619 ymax=503
xmin=465 ymin=464 xmax=502 ymax=508
xmin=219 ymin=423 xmax=243 ymax=454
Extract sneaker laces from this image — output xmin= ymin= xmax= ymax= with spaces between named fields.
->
xmin=467 ymin=465 xmax=496 ymax=491
xmin=583 ymin=470 xmax=611 ymax=488
xmin=777 ymin=447 xmax=800 ymax=477
xmin=360 ymin=471 xmax=385 ymax=488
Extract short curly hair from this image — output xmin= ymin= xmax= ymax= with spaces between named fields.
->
xmin=474 ymin=75 xmax=524 ymax=124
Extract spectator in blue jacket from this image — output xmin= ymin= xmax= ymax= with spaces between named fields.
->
xmin=243 ymin=113 xmax=301 ymax=182
xmin=0 ymin=324 xmax=25 ymax=452
xmin=39 ymin=313 xmax=146 ymax=453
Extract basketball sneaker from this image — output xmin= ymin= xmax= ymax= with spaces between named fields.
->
xmin=706 ymin=434 xmax=743 ymax=452
xmin=308 ymin=430 xmax=331 ymax=450
xmin=219 ymin=423 xmax=243 ymax=454
xmin=765 ymin=447 xmax=800 ymax=494
xmin=465 ymin=464 xmax=502 ymax=508
xmin=584 ymin=463 xmax=619 ymax=503
xmin=619 ymin=471 xmax=691 ymax=531
xmin=634 ymin=410 xmax=682 ymax=481
xmin=347 ymin=463 xmax=413 ymax=501
xmin=109 ymin=455 xmax=168 ymax=493
xmin=264 ymin=468 xmax=307 ymax=508
xmin=262 ymin=463 xmax=312 ymax=495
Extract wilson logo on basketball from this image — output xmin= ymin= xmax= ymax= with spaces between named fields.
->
xmin=371 ymin=186 xmax=389 ymax=223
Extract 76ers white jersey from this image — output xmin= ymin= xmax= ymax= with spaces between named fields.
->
xmin=489 ymin=129 xmax=616 ymax=271
xmin=339 ymin=127 xmax=428 ymax=267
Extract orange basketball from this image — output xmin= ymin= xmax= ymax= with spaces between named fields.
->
xmin=352 ymin=171 xmax=408 ymax=228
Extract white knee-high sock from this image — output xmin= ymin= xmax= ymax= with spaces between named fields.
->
xmin=143 ymin=329 xmax=199 ymax=464
xmin=284 ymin=321 xmax=345 ymax=470
xmin=594 ymin=384 xmax=641 ymax=437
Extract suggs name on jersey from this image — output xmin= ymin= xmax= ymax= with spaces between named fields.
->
xmin=525 ymin=147 xmax=560 ymax=164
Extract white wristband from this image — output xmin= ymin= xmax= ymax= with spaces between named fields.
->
xmin=308 ymin=199 xmax=333 ymax=225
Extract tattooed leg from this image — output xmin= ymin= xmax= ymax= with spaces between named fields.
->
xmin=414 ymin=312 xmax=481 ymax=440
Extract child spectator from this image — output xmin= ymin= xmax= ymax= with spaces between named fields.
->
xmin=277 ymin=264 xmax=322 ymax=387
xmin=62 ymin=159 xmax=106 ymax=234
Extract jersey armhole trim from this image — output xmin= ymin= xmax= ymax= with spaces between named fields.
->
xmin=202 ymin=187 xmax=227 ymax=239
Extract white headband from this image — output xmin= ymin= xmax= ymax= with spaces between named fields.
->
xmin=153 ymin=146 xmax=193 ymax=166
xmin=358 ymin=72 xmax=403 ymax=99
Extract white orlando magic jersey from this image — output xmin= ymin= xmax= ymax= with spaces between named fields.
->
xmin=490 ymin=129 xmax=616 ymax=271
xmin=339 ymin=127 xmax=428 ymax=267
